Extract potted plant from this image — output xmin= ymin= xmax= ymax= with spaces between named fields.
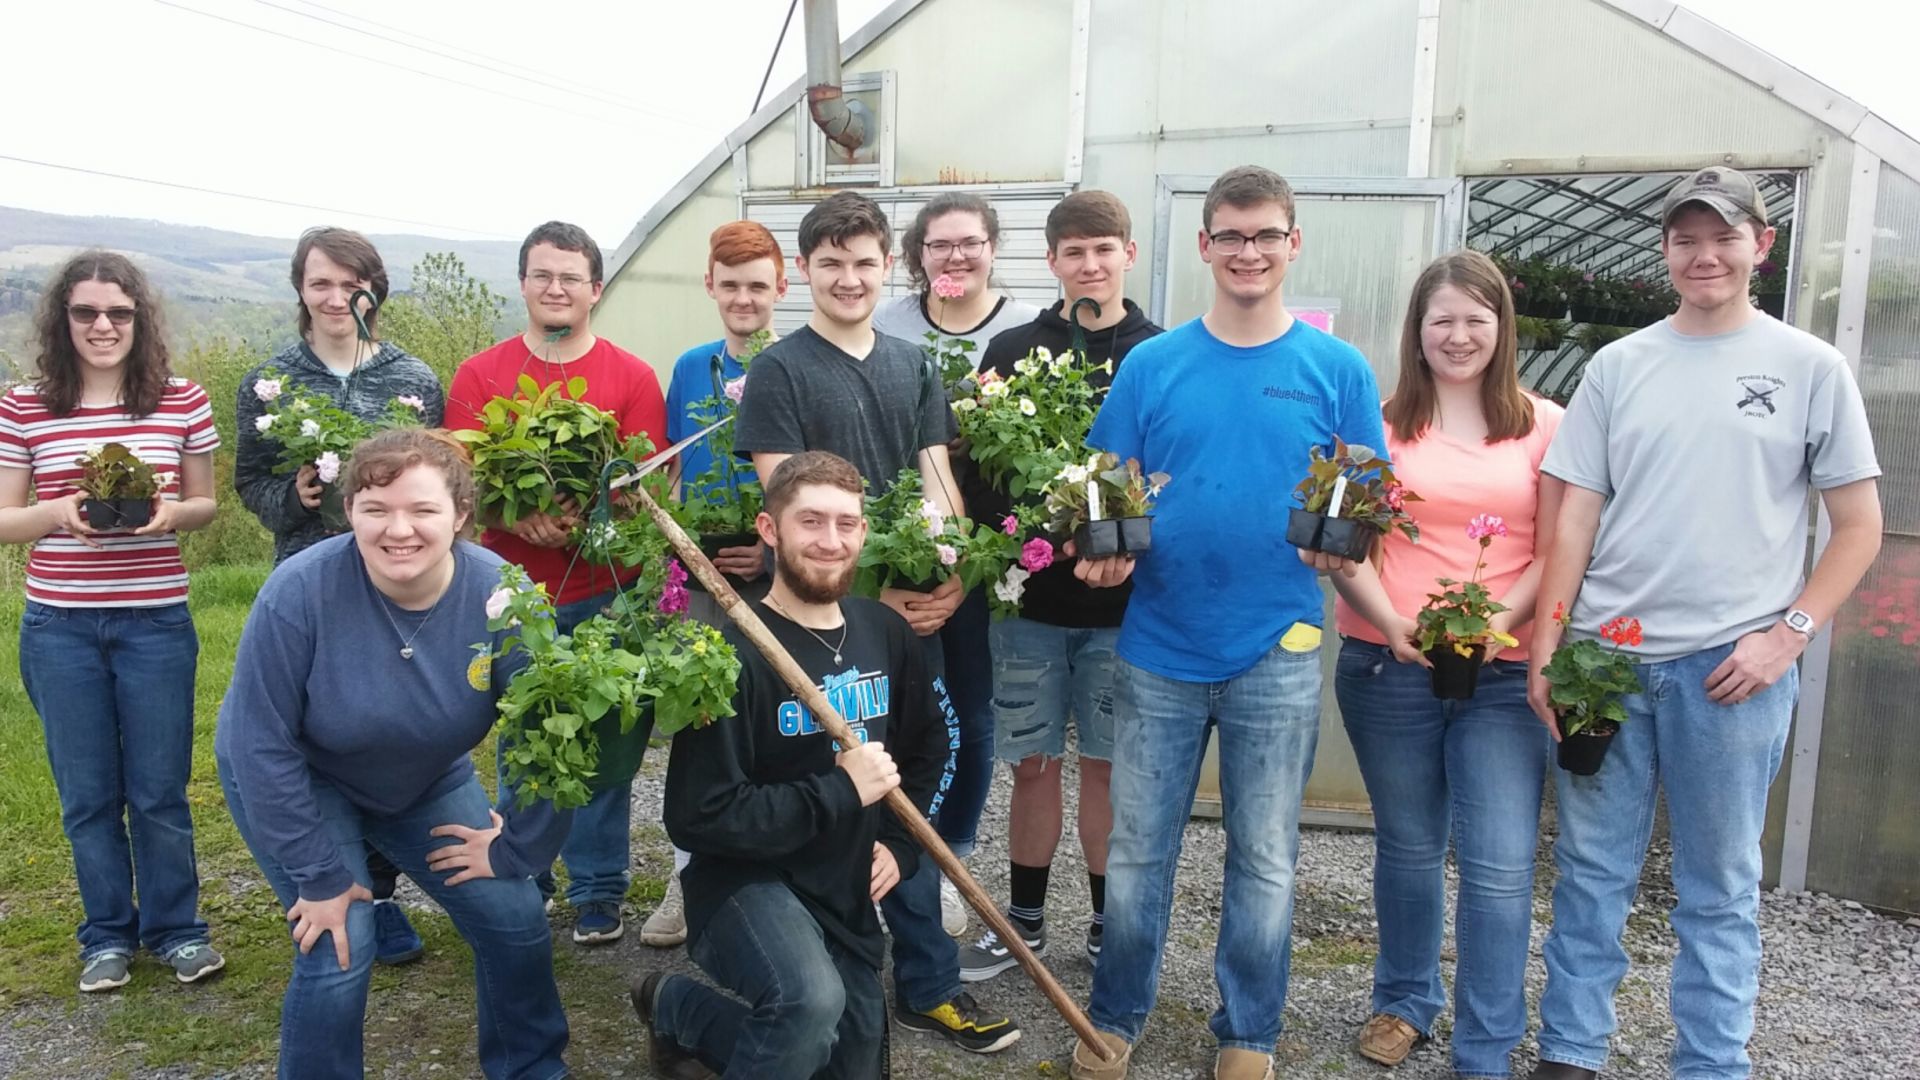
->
xmin=253 ymin=372 xmax=426 ymax=531
xmin=952 ymin=346 xmax=1103 ymax=499
xmin=1496 ymin=255 xmax=1573 ymax=319
xmin=1286 ymin=439 xmax=1421 ymax=562
xmin=75 ymin=442 xmax=161 ymax=529
xmin=1513 ymin=315 xmax=1569 ymax=352
xmin=1412 ymin=514 xmax=1521 ymax=699
xmin=673 ymin=331 xmax=770 ymax=592
xmin=452 ymin=374 xmax=652 ymax=540
xmin=485 ymin=563 xmax=739 ymax=810
xmin=855 ymin=467 xmax=973 ymax=594
xmin=1540 ymin=603 xmax=1645 ymax=775
xmin=1041 ymin=452 xmax=1167 ymax=560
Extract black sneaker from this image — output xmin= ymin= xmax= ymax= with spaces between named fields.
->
xmin=958 ymin=919 xmax=1046 ymax=983
xmin=894 ymin=991 xmax=1022 ymax=1053
xmin=630 ymin=972 xmax=717 ymax=1080
xmin=1086 ymin=920 xmax=1103 ymax=962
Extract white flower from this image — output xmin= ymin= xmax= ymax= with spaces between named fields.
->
xmin=1013 ymin=356 xmax=1037 ymax=376
xmin=1018 ymin=397 xmax=1037 ymax=417
xmin=300 ymin=419 xmax=322 ymax=438
xmin=993 ymin=566 xmax=1031 ymax=604
xmin=314 ymin=451 xmax=342 ymax=484
xmin=936 ymin=543 xmax=959 ymax=567
xmin=83 ymin=442 xmax=105 ymax=458
xmin=1060 ymin=463 xmax=1090 ymax=485
xmin=155 ymin=471 xmax=178 ymax=491
xmin=1088 ymin=451 xmax=1104 ymax=469
xmin=1032 ymin=346 xmax=1053 ymax=366
xmin=952 ymin=398 xmax=978 ymax=413
xmin=980 ymin=380 xmax=1009 ymax=399
xmin=919 ymin=499 xmax=940 ymax=520
xmin=253 ymin=378 xmax=283 ymax=402
xmin=254 ymin=415 xmax=274 ymax=433
xmin=292 ymin=399 xmax=312 ymax=412
xmin=485 ymin=588 xmax=513 ymax=621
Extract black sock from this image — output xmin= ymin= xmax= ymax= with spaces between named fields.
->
xmin=1088 ymin=872 xmax=1106 ymax=925
xmin=1008 ymin=861 xmax=1050 ymax=931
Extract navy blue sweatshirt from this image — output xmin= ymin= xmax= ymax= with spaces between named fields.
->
xmin=214 ymin=537 xmax=565 ymax=901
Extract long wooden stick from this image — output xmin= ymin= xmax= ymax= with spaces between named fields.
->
xmin=628 ymin=483 xmax=1115 ymax=1062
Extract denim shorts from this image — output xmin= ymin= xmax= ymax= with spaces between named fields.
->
xmin=988 ymin=616 xmax=1120 ymax=763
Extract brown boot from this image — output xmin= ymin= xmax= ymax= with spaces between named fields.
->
xmin=1356 ymin=1012 xmax=1423 ymax=1066
xmin=1068 ymin=1030 xmax=1132 ymax=1080
xmin=1214 ymin=1047 xmax=1275 ymax=1080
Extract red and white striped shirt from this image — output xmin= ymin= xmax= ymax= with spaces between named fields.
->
xmin=0 ymin=380 xmax=221 ymax=607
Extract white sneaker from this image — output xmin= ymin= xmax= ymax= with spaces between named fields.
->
xmin=940 ymin=873 xmax=968 ymax=938
xmin=640 ymin=872 xmax=688 ymax=947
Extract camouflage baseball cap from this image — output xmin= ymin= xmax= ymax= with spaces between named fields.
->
xmin=1661 ymin=167 xmax=1769 ymax=229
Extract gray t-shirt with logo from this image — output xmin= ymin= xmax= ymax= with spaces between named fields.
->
xmin=1543 ymin=316 xmax=1880 ymax=661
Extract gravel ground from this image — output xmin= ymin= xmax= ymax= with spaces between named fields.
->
xmin=5 ymin=749 xmax=1916 ymax=1079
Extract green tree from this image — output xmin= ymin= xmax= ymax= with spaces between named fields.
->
xmin=381 ymin=252 xmax=507 ymax=385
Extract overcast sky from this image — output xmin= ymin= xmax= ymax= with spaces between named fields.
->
xmin=1 ymin=0 xmax=1913 ymax=244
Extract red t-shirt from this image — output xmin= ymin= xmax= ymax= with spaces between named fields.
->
xmin=445 ymin=335 xmax=666 ymax=606
xmin=0 ymin=380 xmax=221 ymax=607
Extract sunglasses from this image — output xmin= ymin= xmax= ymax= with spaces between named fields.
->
xmin=68 ymin=305 xmax=137 ymax=326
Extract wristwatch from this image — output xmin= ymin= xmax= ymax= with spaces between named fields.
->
xmin=1781 ymin=609 xmax=1817 ymax=639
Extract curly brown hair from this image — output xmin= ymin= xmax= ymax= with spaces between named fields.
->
xmin=344 ymin=428 xmax=477 ymax=529
xmin=33 ymin=250 xmax=172 ymax=418
xmin=900 ymin=193 xmax=1001 ymax=291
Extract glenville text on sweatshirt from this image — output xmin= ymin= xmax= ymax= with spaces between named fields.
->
xmin=214 ymin=537 xmax=567 ymax=901
xmin=975 ymin=298 xmax=1163 ymax=628
xmin=665 ymin=597 xmax=956 ymax=969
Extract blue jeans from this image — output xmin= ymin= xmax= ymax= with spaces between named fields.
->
xmin=219 ymin=757 xmax=568 ymax=1080
xmin=880 ymin=630 xmax=963 ymax=1012
xmin=932 ymin=588 xmax=994 ymax=855
xmin=1334 ymin=640 xmax=1549 ymax=1078
xmin=655 ymin=881 xmax=886 ymax=1079
xmin=19 ymin=601 xmax=208 ymax=962
xmin=1088 ymin=642 xmax=1322 ymax=1052
xmin=989 ymin=617 xmax=1119 ymax=764
xmin=499 ymin=589 xmax=636 ymax=906
xmin=1539 ymin=641 xmax=1797 ymax=1079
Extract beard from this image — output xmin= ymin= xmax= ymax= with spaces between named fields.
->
xmin=774 ymin=540 xmax=857 ymax=604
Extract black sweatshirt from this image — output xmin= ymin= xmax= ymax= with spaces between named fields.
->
xmin=665 ymin=598 xmax=955 ymax=969
xmin=974 ymin=298 xmax=1164 ymax=628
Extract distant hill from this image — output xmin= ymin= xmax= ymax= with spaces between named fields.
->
xmin=0 ymin=206 xmax=522 ymax=303
xmin=0 ymin=207 xmax=522 ymax=366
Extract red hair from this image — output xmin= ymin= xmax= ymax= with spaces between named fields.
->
xmin=709 ymin=221 xmax=785 ymax=280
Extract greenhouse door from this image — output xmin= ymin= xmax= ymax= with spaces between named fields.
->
xmin=1149 ymin=175 xmax=1465 ymax=827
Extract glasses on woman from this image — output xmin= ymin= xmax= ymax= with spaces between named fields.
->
xmin=923 ymin=238 xmax=988 ymax=259
xmin=68 ymin=305 xmax=138 ymax=326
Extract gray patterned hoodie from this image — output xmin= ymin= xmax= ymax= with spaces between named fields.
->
xmin=234 ymin=341 xmax=446 ymax=563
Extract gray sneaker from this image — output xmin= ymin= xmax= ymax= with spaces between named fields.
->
xmin=167 ymin=942 xmax=225 ymax=983
xmin=79 ymin=952 xmax=132 ymax=993
xmin=958 ymin=920 xmax=1046 ymax=983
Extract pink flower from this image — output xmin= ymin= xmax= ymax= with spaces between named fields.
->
xmin=1000 ymin=514 xmax=1019 ymax=536
xmin=395 ymin=394 xmax=426 ymax=412
xmin=1465 ymin=513 xmax=1508 ymax=541
xmin=666 ymin=558 xmax=689 ymax=588
xmin=1384 ymin=483 xmax=1406 ymax=512
xmin=314 ymin=451 xmax=342 ymax=485
xmin=1019 ymin=537 xmax=1054 ymax=573
xmin=658 ymin=584 xmax=688 ymax=615
xmin=723 ymin=376 xmax=747 ymax=404
xmin=931 ymin=274 xmax=965 ymax=300
xmin=253 ymin=377 xmax=283 ymax=402
xmin=485 ymin=588 xmax=513 ymax=621
xmin=936 ymin=543 xmax=960 ymax=567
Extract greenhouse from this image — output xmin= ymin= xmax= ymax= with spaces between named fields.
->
xmin=597 ymin=0 xmax=1920 ymax=913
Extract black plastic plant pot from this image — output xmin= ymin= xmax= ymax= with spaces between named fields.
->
xmin=1515 ymin=296 xmax=1566 ymax=320
xmin=1426 ymin=644 xmax=1486 ymax=700
xmin=1116 ymin=516 xmax=1153 ymax=555
xmin=318 ymin=483 xmax=349 ymax=533
xmin=891 ymin=573 xmax=943 ymax=594
xmin=83 ymin=497 xmax=153 ymax=530
xmin=1314 ymin=516 xmax=1378 ymax=562
xmin=1556 ymin=723 xmax=1619 ymax=776
xmin=1285 ymin=507 xmax=1323 ymax=549
xmin=1073 ymin=519 xmax=1126 ymax=559
xmin=688 ymin=530 xmax=760 ymax=594
xmin=584 ymin=701 xmax=654 ymax=794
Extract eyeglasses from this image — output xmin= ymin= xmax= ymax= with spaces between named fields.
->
xmin=1207 ymin=229 xmax=1294 ymax=255
xmin=525 ymin=271 xmax=592 ymax=290
xmin=68 ymin=305 xmax=137 ymax=326
xmin=923 ymin=238 xmax=988 ymax=259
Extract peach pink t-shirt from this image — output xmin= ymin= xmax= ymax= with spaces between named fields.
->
xmin=1334 ymin=396 xmax=1565 ymax=661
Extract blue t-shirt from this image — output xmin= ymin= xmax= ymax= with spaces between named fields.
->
xmin=665 ymin=339 xmax=748 ymax=500
xmin=1088 ymin=316 xmax=1386 ymax=682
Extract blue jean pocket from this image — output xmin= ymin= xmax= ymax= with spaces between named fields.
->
xmin=21 ymin=602 xmax=60 ymax=629
xmin=1336 ymin=639 xmax=1389 ymax=681
xmin=136 ymin=604 xmax=194 ymax=630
